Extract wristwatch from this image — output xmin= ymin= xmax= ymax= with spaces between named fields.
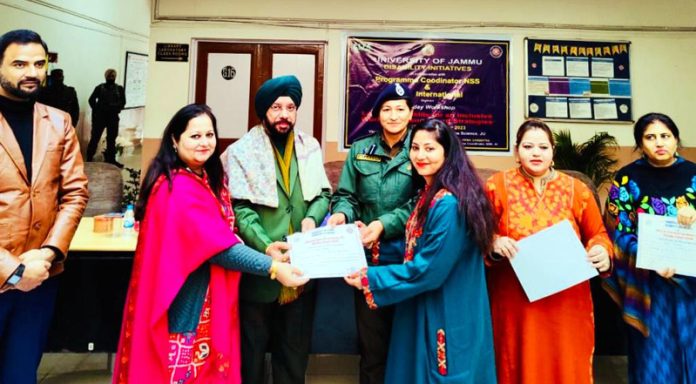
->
xmin=6 ymin=264 xmax=25 ymax=286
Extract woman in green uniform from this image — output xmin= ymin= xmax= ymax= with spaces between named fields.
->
xmin=328 ymin=83 xmax=417 ymax=384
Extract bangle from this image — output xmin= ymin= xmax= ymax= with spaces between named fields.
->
xmin=269 ymin=261 xmax=278 ymax=280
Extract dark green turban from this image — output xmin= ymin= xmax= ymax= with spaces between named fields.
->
xmin=254 ymin=75 xmax=303 ymax=119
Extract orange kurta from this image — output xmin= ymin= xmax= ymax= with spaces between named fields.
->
xmin=484 ymin=169 xmax=612 ymax=384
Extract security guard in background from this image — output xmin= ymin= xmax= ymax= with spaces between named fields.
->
xmin=328 ymin=83 xmax=417 ymax=384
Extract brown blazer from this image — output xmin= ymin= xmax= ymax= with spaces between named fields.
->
xmin=0 ymin=103 xmax=89 ymax=290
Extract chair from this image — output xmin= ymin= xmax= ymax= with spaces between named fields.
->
xmin=323 ymin=160 xmax=345 ymax=191
xmin=83 ymin=162 xmax=123 ymax=216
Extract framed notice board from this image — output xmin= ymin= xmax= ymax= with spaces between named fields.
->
xmin=124 ymin=51 xmax=148 ymax=109
xmin=525 ymin=38 xmax=632 ymax=122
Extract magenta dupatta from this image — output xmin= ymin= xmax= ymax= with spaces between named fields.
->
xmin=113 ymin=171 xmax=242 ymax=383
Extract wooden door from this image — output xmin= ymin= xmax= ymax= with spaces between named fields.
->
xmin=194 ymin=41 xmax=325 ymax=150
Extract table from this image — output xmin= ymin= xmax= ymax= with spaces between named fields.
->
xmin=46 ymin=217 xmax=137 ymax=352
xmin=68 ymin=217 xmax=138 ymax=252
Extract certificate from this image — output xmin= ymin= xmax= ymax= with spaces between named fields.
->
xmin=288 ymin=224 xmax=367 ymax=279
xmin=637 ymin=213 xmax=696 ymax=277
xmin=509 ymin=220 xmax=597 ymax=302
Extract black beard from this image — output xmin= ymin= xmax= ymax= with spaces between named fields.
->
xmin=263 ymin=117 xmax=294 ymax=139
xmin=0 ymin=75 xmax=41 ymax=100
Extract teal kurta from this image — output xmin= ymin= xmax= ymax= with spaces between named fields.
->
xmin=233 ymin=149 xmax=330 ymax=303
xmin=331 ymin=131 xmax=416 ymax=264
xmin=366 ymin=194 xmax=497 ymax=383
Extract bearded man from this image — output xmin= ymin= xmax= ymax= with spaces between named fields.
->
xmin=221 ymin=75 xmax=331 ymax=384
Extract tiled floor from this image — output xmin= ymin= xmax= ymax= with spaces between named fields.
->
xmin=38 ymin=353 xmax=627 ymax=383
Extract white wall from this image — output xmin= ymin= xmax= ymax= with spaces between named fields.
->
xmin=0 ymin=0 xmax=150 ymax=145
xmin=154 ymin=0 xmax=696 ymax=28
xmin=145 ymin=0 xmax=696 ymax=153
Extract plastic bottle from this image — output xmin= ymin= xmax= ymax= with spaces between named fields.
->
xmin=123 ymin=204 xmax=135 ymax=233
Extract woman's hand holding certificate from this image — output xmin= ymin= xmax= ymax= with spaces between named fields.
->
xmin=637 ymin=213 xmax=696 ymax=278
xmin=287 ymin=224 xmax=367 ymax=278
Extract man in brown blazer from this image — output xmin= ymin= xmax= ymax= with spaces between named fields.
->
xmin=0 ymin=29 xmax=88 ymax=383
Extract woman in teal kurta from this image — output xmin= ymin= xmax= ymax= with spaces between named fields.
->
xmin=346 ymin=119 xmax=497 ymax=383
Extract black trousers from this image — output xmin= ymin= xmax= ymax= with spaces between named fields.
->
xmin=354 ymin=288 xmax=395 ymax=384
xmin=0 ymin=278 xmax=58 ymax=384
xmin=240 ymin=289 xmax=316 ymax=384
xmin=87 ymin=113 xmax=119 ymax=162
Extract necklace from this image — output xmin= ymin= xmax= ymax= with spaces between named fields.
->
xmin=185 ymin=167 xmax=204 ymax=177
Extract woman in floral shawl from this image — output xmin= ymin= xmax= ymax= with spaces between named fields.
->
xmin=113 ymin=104 xmax=306 ymax=383
xmin=604 ymin=112 xmax=696 ymax=384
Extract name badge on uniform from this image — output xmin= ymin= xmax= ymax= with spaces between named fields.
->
xmin=356 ymin=154 xmax=382 ymax=162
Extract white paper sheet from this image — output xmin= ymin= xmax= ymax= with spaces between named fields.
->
xmin=637 ymin=213 xmax=696 ymax=277
xmin=288 ymin=224 xmax=367 ymax=279
xmin=593 ymin=98 xmax=618 ymax=119
xmin=527 ymin=76 xmax=550 ymax=95
xmin=542 ymin=56 xmax=565 ymax=76
xmin=566 ymin=57 xmax=590 ymax=77
xmin=509 ymin=220 xmax=598 ymax=302
xmin=591 ymin=57 xmax=615 ymax=78
xmin=569 ymin=98 xmax=592 ymax=119
xmin=545 ymin=97 xmax=568 ymax=118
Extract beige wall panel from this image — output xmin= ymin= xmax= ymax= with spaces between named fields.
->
xmin=154 ymin=0 xmax=696 ymax=28
xmin=205 ymin=53 xmax=252 ymax=138
xmin=273 ymin=53 xmax=316 ymax=137
xmin=146 ymin=1 xmax=696 ymax=165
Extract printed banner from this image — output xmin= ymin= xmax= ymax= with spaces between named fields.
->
xmin=526 ymin=38 xmax=632 ymax=122
xmin=345 ymin=37 xmax=510 ymax=151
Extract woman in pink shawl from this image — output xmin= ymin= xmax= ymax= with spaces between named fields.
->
xmin=113 ymin=104 xmax=306 ymax=383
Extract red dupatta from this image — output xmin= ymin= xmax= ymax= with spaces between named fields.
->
xmin=403 ymin=188 xmax=452 ymax=262
xmin=113 ymin=170 xmax=242 ymax=383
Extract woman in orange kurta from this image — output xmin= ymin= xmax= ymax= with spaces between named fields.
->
xmin=484 ymin=119 xmax=613 ymax=384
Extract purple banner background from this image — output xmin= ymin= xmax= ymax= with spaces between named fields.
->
xmin=345 ymin=37 xmax=510 ymax=151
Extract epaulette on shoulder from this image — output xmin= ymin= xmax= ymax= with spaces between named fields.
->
xmin=352 ymin=132 xmax=378 ymax=145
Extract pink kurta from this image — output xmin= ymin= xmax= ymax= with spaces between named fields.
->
xmin=113 ymin=171 xmax=242 ymax=383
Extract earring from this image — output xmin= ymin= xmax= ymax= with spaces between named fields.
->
xmin=173 ymin=146 xmax=178 ymax=153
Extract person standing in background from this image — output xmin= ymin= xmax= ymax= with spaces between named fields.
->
xmin=38 ymin=68 xmax=79 ymax=127
xmin=87 ymin=68 xmax=125 ymax=167
xmin=0 ymin=29 xmax=89 ymax=384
